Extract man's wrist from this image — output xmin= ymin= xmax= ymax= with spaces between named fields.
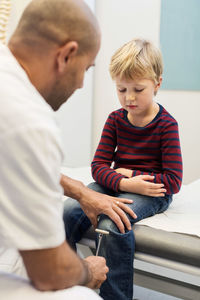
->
xmin=60 ymin=174 xmax=85 ymax=200
xmin=80 ymin=259 xmax=93 ymax=286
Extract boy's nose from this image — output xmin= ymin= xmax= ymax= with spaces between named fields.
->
xmin=126 ymin=94 xmax=135 ymax=101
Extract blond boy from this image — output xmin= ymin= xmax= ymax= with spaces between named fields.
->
xmin=64 ymin=39 xmax=182 ymax=300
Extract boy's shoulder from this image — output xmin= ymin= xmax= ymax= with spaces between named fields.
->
xmin=108 ymin=108 xmax=125 ymax=119
xmin=158 ymin=104 xmax=178 ymax=124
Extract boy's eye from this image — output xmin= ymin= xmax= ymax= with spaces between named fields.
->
xmin=135 ymin=88 xmax=144 ymax=93
xmin=118 ymin=89 xmax=126 ymax=93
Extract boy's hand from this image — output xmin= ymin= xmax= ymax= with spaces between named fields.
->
xmin=119 ymin=175 xmax=166 ymax=197
xmin=84 ymin=256 xmax=109 ymax=289
xmin=115 ymin=167 xmax=132 ymax=177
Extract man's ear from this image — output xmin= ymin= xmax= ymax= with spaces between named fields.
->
xmin=56 ymin=41 xmax=78 ymax=73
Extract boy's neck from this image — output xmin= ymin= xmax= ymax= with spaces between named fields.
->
xmin=127 ymin=102 xmax=159 ymax=127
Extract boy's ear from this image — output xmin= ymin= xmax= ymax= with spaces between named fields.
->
xmin=56 ymin=41 xmax=78 ymax=73
xmin=158 ymin=76 xmax=162 ymax=87
xmin=154 ymin=76 xmax=162 ymax=94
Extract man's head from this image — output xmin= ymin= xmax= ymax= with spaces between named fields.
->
xmin=8 ymin=0 xmax=101 ymax=110
xmin=109 ymin=38 xmax=163 ymax=85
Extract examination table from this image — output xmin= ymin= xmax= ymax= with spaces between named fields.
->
xmin=0 ymin=167 xmax=199 ymax=299
xmin=63 ymin=166 xmax=200 ymax=300
xmin=79 ymin=224 xmax=200 ymax=300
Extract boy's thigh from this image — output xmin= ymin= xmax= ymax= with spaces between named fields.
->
xmin=63 ymin=198 xmax=91 ymax=243
xmin=94 ymin=189 xmax=169 ymax=232
xmin=63 ymin=197 xmax=82 ymax=216
xmin=117 ymin=192 xmax=170 ymax=222
xmin=87 ymin=182 xmax=115 ymax=196
xmin=63 ymin=198 xmax=84 ymax=225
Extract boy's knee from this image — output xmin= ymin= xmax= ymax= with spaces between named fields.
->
xmin=98 ymin=216 xmax=119 ymax=233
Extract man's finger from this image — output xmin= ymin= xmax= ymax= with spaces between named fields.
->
xmin=88 ymin=214 xmax=97 ymax=229
xmin=119 ymin=202 xmax=137 ymax=219
xmin=107 ymin=210 xmax=125 ymax=233
xmin=115 ymin=197 xmax=133 ymax=204
xmin=113 ymin=205 xmax=132 ymax=231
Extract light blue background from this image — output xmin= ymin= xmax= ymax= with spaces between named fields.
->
xmin=160 ymin=0 xmax=200 ymax=90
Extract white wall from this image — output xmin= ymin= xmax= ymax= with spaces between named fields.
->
xmin=93 ymin=0 xmax=161 ymax=151
xmin=6 ymin=0 xmax=31 ymax=42
xmin=56 ymin=0 xmax=96 ymax=167
xmin=158 ymin=91 xmax=200 ymax=184
xmin=93 ymin=0 xmax=200 ymax=184
xmin=6 ymin=0 xmax=95 ymax=168
xmin=6 ymin=0 xmax=200 ymax=183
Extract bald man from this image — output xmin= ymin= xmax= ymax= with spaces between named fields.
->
xmin=0 ymin=0 xmax=135 ymax=298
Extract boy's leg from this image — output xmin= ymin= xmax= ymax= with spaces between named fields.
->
xmin=63 ymin=198 xmax=91 ymax=250
xmin=97 ymin=192 xmax=172 ymax=300
xmin=63 ymin=182 xmax=114 ymax=250
xmin=97 ymin=216 xmax=134 ymax=300
xmin=63 ymin=183 xmax=172 ymax=300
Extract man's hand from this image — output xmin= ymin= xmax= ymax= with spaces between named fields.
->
xmin=60 ymin=174 xmax=137 ymax=234
xmin=84 ymin=256 xmax=109 ymax=289
xmin=78 ymin=185 xmax=137 ymax=233
xmin=119 ymin=175 xmax=166 ymax=197
xmin=20 ymin=241 xmax=94 ymax=291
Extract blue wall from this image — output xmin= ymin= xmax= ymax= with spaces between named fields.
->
xmin=160 ymin=0 xmax=200 ymax=90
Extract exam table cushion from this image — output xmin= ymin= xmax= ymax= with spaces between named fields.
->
xmin=134 ymin=225 xmax=200 ymax=267
xmin=81 ymin=225 xmax=200 ymax=268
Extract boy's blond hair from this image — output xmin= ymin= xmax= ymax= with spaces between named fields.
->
xmin=109 ymin=38 xmax=163 ymax=84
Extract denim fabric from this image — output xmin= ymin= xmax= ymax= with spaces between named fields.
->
xmin=63 ymin=182 xmax=172 ymax=300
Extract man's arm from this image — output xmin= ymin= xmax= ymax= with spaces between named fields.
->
xmin=60 ymin=174 xmax=137 ymax=233
xmin=20 ymin=241 xmax=108 ymax=291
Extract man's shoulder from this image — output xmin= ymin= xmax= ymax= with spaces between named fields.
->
xmin=0 ymin=92 xmax=57 ymax=138
xmin=0 ymin=58 xmax=57 ymax=139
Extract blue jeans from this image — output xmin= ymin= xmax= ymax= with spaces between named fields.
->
xmin=63 ymin=182 xmax=172 ymax=300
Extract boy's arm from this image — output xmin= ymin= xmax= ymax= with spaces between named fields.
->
xmin=119 ymin=175 xmax=167 ymax=197
xmin=91 ymin=112 xmax=126 ymax=192
xmin=115 ymin=167 xmax=133 ymax=177
xmin=115 ymin=169 xmax=167 ymax=197
xmin=117 ymin=121 xmax=183 ymax=195
xmin=60 ymin=110 xmax=137 ymax=233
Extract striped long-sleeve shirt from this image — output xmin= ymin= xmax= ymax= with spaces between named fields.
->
xmin=91 ymin=104 xmax=183 ymax=195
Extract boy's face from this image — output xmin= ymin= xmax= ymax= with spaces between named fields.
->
xmin=115 ymin=76 xmax=161 ymax=118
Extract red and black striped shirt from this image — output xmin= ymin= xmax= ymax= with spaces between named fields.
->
xmin=91 ymin=104 xmax=182 ymax=195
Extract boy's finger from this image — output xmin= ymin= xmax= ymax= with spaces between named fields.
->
xmin=141 ymin=175 xmax=155 ymax=181
xmin=149 ymin=182 xmax=165 ymax=188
